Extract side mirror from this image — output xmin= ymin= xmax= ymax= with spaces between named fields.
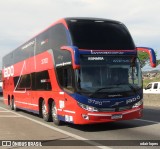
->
xmin=136 ymin=47 xmax=156 ymax=68
xmin=60 ymin=46 xmax=80 ymax=69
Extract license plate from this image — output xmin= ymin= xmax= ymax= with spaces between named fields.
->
xmin=111 ymin=114 xmax=123 ymax=119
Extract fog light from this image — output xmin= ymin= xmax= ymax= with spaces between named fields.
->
xmin=82 ymin=114 xmax=89 ymax=120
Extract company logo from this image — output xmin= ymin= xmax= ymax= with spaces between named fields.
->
xmin=56 ymin=62 xmax=71 ymax=67
xmin=126 ymin=95 xmax=140 ymax=104
xmin=4 ymin=65 xmax=14 ymax=78
xmin=41 ymin=39 xmax=48 ymax=45
xmin=108 ymin=94 xmax=122 ymax=97
xmin=111 ymin=101 xmax=124 ymax=107
xmin=88 ymin=57 xmax=104 ymax=61
xmin=22 ymin=41 xmax=35 ymax=50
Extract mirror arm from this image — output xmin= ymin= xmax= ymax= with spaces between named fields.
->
xmin=61 ymin=46 xmax=80 ymax=69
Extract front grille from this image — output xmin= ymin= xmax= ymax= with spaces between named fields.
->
xmin=98 ymin=105 xmax=132 ymax=112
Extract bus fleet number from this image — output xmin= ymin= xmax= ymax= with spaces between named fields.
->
xmin=41 ymin=58 xmax=48 ymax=64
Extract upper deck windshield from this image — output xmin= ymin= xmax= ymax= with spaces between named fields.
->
xmin=75 ymin=56 xmax=142 ymax=97
xmin=67 ymin=19 xmax=135 ymax=50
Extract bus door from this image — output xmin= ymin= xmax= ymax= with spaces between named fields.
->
xmin=24 ymin=73 xmax=32 ymax=109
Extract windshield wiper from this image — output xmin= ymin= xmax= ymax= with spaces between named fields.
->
xmin=116 ymin=83 xmax=137 ymax=94
xmin=94 ymin=87 xmax=112 ymax=93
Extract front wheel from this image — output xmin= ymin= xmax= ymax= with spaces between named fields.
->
xmin=51 ymin=101 xmax=61 ymax=125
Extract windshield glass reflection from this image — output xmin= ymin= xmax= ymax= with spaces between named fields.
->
xmin=75 ymin=56 xmax=142 ymax=94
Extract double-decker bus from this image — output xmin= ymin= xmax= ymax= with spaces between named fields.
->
xmin=2 ymin=18 xmax=156 ymax=125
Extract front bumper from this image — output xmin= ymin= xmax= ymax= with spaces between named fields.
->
xmin=74 ymin=105 xmax=143 ymax=124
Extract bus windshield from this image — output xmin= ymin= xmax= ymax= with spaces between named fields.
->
xmin=75 ymin=56 xmax=142 ymax=96
xmin=67 ymin=20 xmax=135 ymax=50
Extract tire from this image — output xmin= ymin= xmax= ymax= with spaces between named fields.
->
xmin=51 ymin=101 xmax=61 ymax=125
xmin=14 ymin=100 xmax=18 ymax=111
xmin=10 ymin=99 xmax=14 ymax=110
xmin=42 ymin=100 xmax=51 ymax=122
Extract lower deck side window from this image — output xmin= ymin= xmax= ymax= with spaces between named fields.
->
xmin=14 ymin=70 xmax=52 ymax=91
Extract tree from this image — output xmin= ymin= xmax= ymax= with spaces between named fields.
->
xmin=138 ymin=51 xmax=159 ymax=68
xmin=138 ymin=51 xmax=149 ymax=68
xmin=157 ymin=59 xmax=160 ymax=65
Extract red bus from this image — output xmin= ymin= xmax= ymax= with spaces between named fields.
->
xmin=2 ymin=18 xmax=156 ymax=125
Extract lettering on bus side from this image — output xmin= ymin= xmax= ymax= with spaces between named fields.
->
xmin=56 ymin=62 xmax=72 ymax=67
xmin=126 ymin=95 xmax=141 ymax=104
xmin=4 ymin=65 xmax=14 ymax=78
xmin=88 ymin=57 xmax=104 ymax=61
xmin=88 ymin=99 xmax=110 ymax=106
xmin=21 ymin=41 xmax=35 ymax=50
xmin=113 ymin=59 xmax=130 ymax=63
xmin=91 ymin=50 xmax=124 ymax=55
xmin=41 ymin=58 xmax=48 ymax=64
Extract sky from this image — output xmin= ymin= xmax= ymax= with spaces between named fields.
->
xmin=0 ymin=0 xmax=160 ymax=70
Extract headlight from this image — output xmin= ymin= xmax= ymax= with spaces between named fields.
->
xmin=132 ymin=100 xmax=143 ymax=108
xmin=78 ymin=102 xmax=98 ymax=112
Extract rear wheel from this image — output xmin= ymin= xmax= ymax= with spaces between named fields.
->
xmin=14 ymin=100 xmax=18 ymax=111
xmin=51 ymin=101 xmax=61 ymax=125
xmin=42 ymin=100 xmax=51 ymax=122
xmin=10 ymin=98 xmax=14 ymax=110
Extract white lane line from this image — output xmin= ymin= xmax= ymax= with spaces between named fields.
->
xmin=0 ymin=107 xmax=22 ymax=117
xmin=0 ymin=106 xmax=111 ymax=149
xmin=136 ymin=119 xmax=159 ymax=124
xmin=0 ymin=107 xmax=8 ymax=111
xmin=0 ymin=111 xmax=12 ymax=112
xmin=0 ymin=115 xmax=22 ymax=117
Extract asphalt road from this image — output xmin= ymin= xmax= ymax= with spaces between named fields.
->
xmin=0 ymin=96 xmax=160 ymax=149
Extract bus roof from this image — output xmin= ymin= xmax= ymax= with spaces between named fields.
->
xmin=65 ymin=17 xmax=121 ymax=24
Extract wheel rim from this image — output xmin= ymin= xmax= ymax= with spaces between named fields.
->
xmin=10 ymin=99 xmax=14 ymax=109
xmin=42 ymin=102 xmax=47 ymax=117
xmin=10 ymin=100 xmax=12 ymax=108
xmin=14 ymin=102 xmax=16 ymax=109
xmin=52 ymin=104 xmax=58 ymax=121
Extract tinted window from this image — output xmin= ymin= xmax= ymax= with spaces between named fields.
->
xmin=49 ymin=24 xmax=70 ymax=50
xmin=76 ymin=56 xmax=142 ymax=94
xmin=3 ymin=24 xmax=70 ymax=67
xmin=14 ymin=71 xmax=51 ymax=91
xmin=3 ymin=52 xmax=14 ymax=68
xmin=36 ymin=24 xmax=70 ymax=55
xmin=14 ymin=74 xmax=31 ymax=90
xmin=32 ymin=70 xmax=52 ymax=91
xmin=68 ymin=20 xmax=135 ymax=50
xmin=153 ymin=83 xmax=158 ymax=89
xmin=56 ymin=66 xmax=74 ymax=91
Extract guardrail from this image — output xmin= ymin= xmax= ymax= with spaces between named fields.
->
xmin=143 ymin=94 xmax=160 ymax=107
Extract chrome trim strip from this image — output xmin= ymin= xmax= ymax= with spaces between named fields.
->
xmin=88 ymin=108 xmax=140 ymax=117
xmin=15 ymin=101 xmax=38 ymax=107
xmin=63 ymin=110 xmax=75 ymax=114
